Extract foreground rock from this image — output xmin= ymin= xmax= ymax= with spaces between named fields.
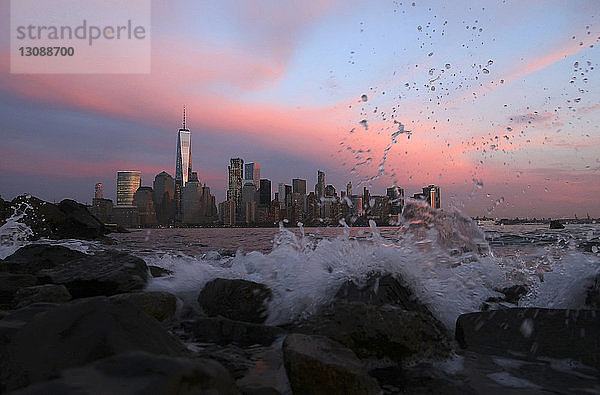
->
xmin=283 ymin=333 xmax=381 ymax=394
xmin=14 ymin=352 xmax=241 ymax=395
xmin=0 ymin=296 xmax=188 ymax=392
xmin=1 ymin=244 xmax=148 ymax=299
xmin=109 ymin=291 xmax=177 ymax=321
xmin=335 ymin=273 xmax=433 ymax=315
xmin=180 ymin=316 xmax=285 ymax=347
xmin=456 ymin=308 xmax=600 ymax=370
xmin=0 ymin=272 xmax=38 ymax=309
xmin=198 ymin=278 xmax=272 ymax=324
xmin=292 ymin=300 xmax=451 ymax=364
xmin=13 ymin=284 xmax=71 ymax=308
xmin=7 ymin=194 xmax=110 ymax=240
xmin=586 ymin=272 xmax=600 ymax=308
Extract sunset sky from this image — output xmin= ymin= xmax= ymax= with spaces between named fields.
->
xmin=1 ymin=0 xmax=599 ymax=218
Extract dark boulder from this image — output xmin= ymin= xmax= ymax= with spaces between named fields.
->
xmin=549 ymin=220 xmax=564 ymax=229
xmin=0 ymin=272 xmax=38 ymax=309
xmin=283 ymin=333 xmax=381 ymax=395
xmin=0 ymin=296 xmax=189 ymax=392
xmin=586 ymin=272 xmax=600 ymax=308
xmin=109 ymin=291 xmax=177 ymax=321
xmin=149 ymin=265 xmax=174 ymax=277
xmin=0 ymin=244 xmax=87 ymax=275
xmin=1 ymin=245 xmax=148 ymax=298
xmin=335 ymin=273 xmax=432 ymax=315
xmin=39 ymin=249 xmax=148 ymax=298
xmin=291 ymin=300 xmax=451 ymax=364
xmin=198 ymin=278 xmax=272 ymax=324
xmin=14 ymin=284 xmax=71 ymax=308
xmin=180 ymin=316 xmax=285 ymax=347
xmin=13 ymin=352 xmax=240 ymax=395
xmin=7 ymin=195 xmax=110 ymax=240
xmin=455 ymin=308 xmax=600 ymax=370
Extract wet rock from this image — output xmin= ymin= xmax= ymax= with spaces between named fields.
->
xmin=149 ymin=265 xmax=173 ymax=277
xmin=335 ymin=273 xmax=432 ymax=315
xmin=283 ymin=333 xmax=381 ymax=394
xmin=8 ymin=195 xmax=110 ymax=240
xmin=0 ymin=272 xmax=38 ymax=308
xmin=292 ymin=300 xmax=451 ymax=364
xmin=180 ymin=316 xmax=284 ymax=347
xmin=198 ymin=278 xmax=272 ymax=324
xmin=1 ymin=245 xmax=148 ymax=298
xmin=585 ymin=272 xmax=600 ymax=308
xmin=455 ymin=308 xmax=600 ymax=370
xmin=549 ymin=220 xmax=564 ymax=229
xmin=0 ymin=296 xmax=188 ymax=392
xmin=0 ymin=244 xmax=87 ymax=275
xmin=109 ymin=291 xmax=177 ymax=321
xmin=39 ymin=249 xmax=148 ymax=298
xmin=14 ymin=284 xmax=71 ymax=308
xmin=483 ymin=284 xmax=529 ymax=309
xmin=13 ymin=351 xmax=240 ymax=394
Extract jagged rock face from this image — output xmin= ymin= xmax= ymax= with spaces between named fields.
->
xmin=109 ymin=291 xmax=177 ymax=322
xmin=0 ymin=297 xmax=189 ymax=392
xmin=291 ymin=300 xmax=452 ymax=364
xmin=13 ymin=284 xmax=72 ymax=308
xmin=11 ymin=352 xmax=241 ymax=395
xmin=1 ymin=244 xmax=149 ymax=299
xmin=179 ymin=316 xmax=285 ymax=347
xmin=283 ymin=333 xmax=381 ymax=395
xmin=198 ymin=278 xmax=273 ymax=324
xmin=455 ymin=308 xmax=600 ymax=370
xmin=6 ymin=195 xmax=110 ymax=240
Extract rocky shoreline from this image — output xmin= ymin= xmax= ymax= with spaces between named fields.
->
xmin=0 ymin=195 xmax=599 ymax=393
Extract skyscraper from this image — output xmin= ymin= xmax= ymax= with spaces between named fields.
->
xmin=259 ymin=179 xmax=271 ymax=206
xmin=292 ymin=178 xmax=306 ymax=195
xmin=153 ymin=171 xmax=175 ymax=224
xmin=244 ymin=162 xmax=260 ymax=187
xmin=175 ymin=107 xmax=192 ymax=221
xmin=227 ymin=158 xmax=244 ymax=220
xmin=94 ymin=183 xmax=103 ymax=199
xmin=116 ymin=171 xmax=141 ymax=206
xmin=315 ymin=170 xmax=325 ymax=199
xmin=175 ymin=106 xmax=192 ymax=186
xmin=386 ymin=186 xmax=405 ymax=215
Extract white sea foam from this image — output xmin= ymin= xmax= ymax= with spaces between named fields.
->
xmin=146 ymin=202 xmax=509 ymax=330
xmin=0 ymin=203 xmax=35 ymax=259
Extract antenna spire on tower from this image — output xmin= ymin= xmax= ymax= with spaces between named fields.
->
xmin=182 ymin=105 xmax=186 ymax=129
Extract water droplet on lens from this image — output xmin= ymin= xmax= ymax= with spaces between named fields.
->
xmin=445 ymin=63 xmax=451 ymax=69
xmin=482 ymin=68 xmax=489 ymax=74
xmin=430 ymin=85 xmax=435 ymax=91
xmin=361 ymin=94 xmax=368 ymax=102
xmin=487 ymin=60 xmax=493 ymax=66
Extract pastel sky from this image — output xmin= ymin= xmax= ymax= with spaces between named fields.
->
xmin=1 ymin=0 xmax=599 ymax=218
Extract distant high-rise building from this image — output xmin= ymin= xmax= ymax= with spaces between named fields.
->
xmin=242 ymin=183 xmax=257 ymax=203
xmin=133 ymin=186 xmax=157 ymax=226
xmin=387 ymin=186 xmax=405 ymax=214
xmin=153 ymin=171 xmax=175 ymax=224
xmin=278 ymin=183 xmax=286 ymax=205
xmin=244 ymin=162 xmax=260 ymax=187
xmin=346 ymin=182 xmax=352 ymax=197
xmin=259 ymin=179 xmax=271 ymax=205
xmin=315 ymin=171 xmax=325 ymax=198
xmin=227 ymin=158 xmax=244 ymax=220
xmin=413 ymin=185 xmax=440 ymax=209
xmin=324 ymin=184 xmax=336 ymax=198
xmin=182 ymin=172 xmax=217 ymax=224
xmin=116 ymin=171 xmax=141 ymax=206
xmin=175 ymin=106 xmax=192 ymax=186
xmin=175 ymin=107 xmax=192 ymax=221
xmin=94 ymin=183 xmax=103 ymax=199
xmin=292 ymin=179 xmax=306 ymax=195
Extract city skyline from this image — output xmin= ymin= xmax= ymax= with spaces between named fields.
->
xmin=0 ymin=1 xmax=598 ymax=218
